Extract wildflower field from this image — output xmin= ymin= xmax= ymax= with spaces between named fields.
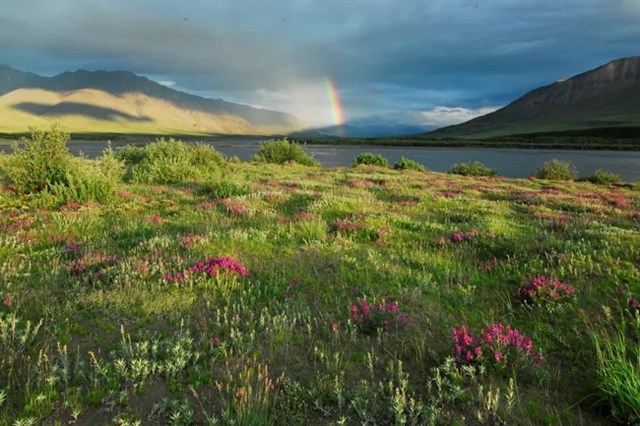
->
xmin=1 ymin=131 xmax=640 ymax=425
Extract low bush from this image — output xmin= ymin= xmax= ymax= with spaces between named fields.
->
xmin=252 ymin=139 xmax=318 ymax=166
xmin=352 ymin=152 xmax=388 ymax=167
xmin=6 ymin=124 xmax=121 ymax=206
xmin=585 ymin=169 xmax=621 ymax=185
xmin=118 ymin=138 xmax=225 ymax=183
xmin=449 ymin=161 xmax=496 ymax=177
xmin=393 ymin=156 xmax=426 ymax=172
xmin=536 ymin=159 xmax=577 ymax=180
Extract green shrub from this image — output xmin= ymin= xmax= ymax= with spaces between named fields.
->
xmin=449 ymin=161 xmax=496 ymax=177
xmin=393 ymin=156 xmax=426 ymax=172
xmin=8 ymin=124 xmax=73 ymax=193
xmin=535 ymin=159 xmax=577 ymax=180
xmin=594 ymin=333 xmax=640 ymax=424
xmin=585 ymin=169 xmax=621 ymax=185
xmin=200 ymin=180 xmax=251 ymax=199
xmin=6 ymin=124 xmax=120 ymax=206
xmin=352 ymin=153 xmax=388 ymax=167
xmin=119 ymin=138 xmax=225 ymax=183
xmin=115 ymin=145 xmax=147 ymax=165
xmin=252 ymin=138 xmax=318 ymax=166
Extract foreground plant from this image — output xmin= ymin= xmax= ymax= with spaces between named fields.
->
xmin=350 ymin=298 xmax=409 ymax=334
xmin=453 ymin=323 xmax=542 ymax=367
xmin=516 ymin=276 xmax=575 ymax=306
xmin=594 ymin=333 xmax=640 ymax=424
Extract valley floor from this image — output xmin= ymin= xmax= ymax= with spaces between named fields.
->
xmin=1 ymin=161 xmax=640 ymax=424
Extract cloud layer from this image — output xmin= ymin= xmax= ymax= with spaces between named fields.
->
xmin=1 ymin=0 xmax=638 ymax=127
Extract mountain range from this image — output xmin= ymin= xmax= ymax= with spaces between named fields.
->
xmin=428 ymin=57 xmax=640 ymax=139
xmin=1 ymin=57 xmax=639 ymax=139
xmin=0 ymin=65 xmax=301 ymax=135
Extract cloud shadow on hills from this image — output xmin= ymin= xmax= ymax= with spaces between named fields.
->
xmin=11 ymin=102 xmax=152 ymax=122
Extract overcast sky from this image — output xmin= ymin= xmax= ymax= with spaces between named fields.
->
xmin=1 ymin=0 xmax=639 ymax=128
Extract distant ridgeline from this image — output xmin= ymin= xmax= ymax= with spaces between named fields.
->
xmin=0 ymin=64 xmax=301 ymax=135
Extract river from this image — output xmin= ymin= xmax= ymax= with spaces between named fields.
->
xmin=2 ymin=139 xmax=639 ymax=181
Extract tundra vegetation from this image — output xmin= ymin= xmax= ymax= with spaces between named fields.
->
xmin=1 ymin=125 xmax=639 ymax=425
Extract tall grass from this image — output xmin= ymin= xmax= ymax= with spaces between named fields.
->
xmin=593 ymin=332 xmax=640 ymax=423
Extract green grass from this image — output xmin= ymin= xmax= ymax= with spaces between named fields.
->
xmin=1 ymin=147 xmax=640 ymax=424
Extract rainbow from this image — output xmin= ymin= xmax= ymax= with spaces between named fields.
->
xmin=325 ymin=78 xmax=344 ymax=133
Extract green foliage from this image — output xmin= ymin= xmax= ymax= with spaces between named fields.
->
xmin=393 ymin=156 xmax=426 ymax=172
xmin=585 ymin=169 xmax=622 ymax=185
xmin=594 ymin=333 xmax=640 ymax=424
xmin=536 ymin=159 xmax=577 ymax=180
xmin=252 ymin=138 xmax=319 ymax=166
xmin=449 ymin=160 xmax=497 ymax=176
xmin=200 ymin=180 xmax=251 ymax=199
xmin=118 ymin=138 xmax=225 ymax=183
xmin=352 ymin=152 xmax=389 ymax=167
xmin=8 ymin=124 xmax=73 ymax=193
xmin=6 ymin=124 xmax=120 ymax=206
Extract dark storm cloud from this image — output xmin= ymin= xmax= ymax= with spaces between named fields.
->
xmin=0 ymin=0 xmax=638 ymax=126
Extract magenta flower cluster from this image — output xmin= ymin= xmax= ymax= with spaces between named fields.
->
xmin=448 ymin=230 xmax=493 ymax=243
xmin=165 ymin=256 xmax=248 ymax=283
xmin=350 ymin=298 xmax=409 ymax=333
xmin=629 ymin=298 xmax=640 ymax=314
xmin=453 ymin=323 xmax=542 ymax=367
xmin=516 ymin=276 xmax=575 ymax=305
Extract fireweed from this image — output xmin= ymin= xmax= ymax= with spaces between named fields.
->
xmin=516 ymin=276 xmax=575 ymax=305
xmin=349 ymin=298 xmax=409 ymax=334
xmin=452 ymin=323 xmax=542 ymax=368
xmin=628 ymin=298 xmax=640 ymax=315
xmin=446 ymin=230 xmax=494 ymax=244
xmin=164 ymin=256 xmax=248 ymax=284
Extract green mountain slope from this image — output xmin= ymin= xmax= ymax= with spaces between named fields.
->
xmin=428 ymin=57 xmax=640 ymax=138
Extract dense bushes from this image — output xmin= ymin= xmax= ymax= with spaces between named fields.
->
xmin=116 ymin=138 xmax=225 ymax=183
xmin=393 ymin=156 xmax=426 ymax=172
xmin=252 ymin=138 xmax=318 ymax=166
xmin=449 ymin=161 xmax=496 ymax=177
xmin=352 ymin=152 xmax=388 ymax=167
xmin=6 ymin=124 xmax=121 ymax=206
xmin=536 ymin=159 xmax=577 ymax=180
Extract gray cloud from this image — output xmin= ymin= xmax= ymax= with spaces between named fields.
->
xmin=0 ymin=0 xmax=638 ymax=127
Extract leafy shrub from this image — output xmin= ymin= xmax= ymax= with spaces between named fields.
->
xmin=119 ymin=138 xmax=225 ymax=183
xmin=252 ymin=138 xmax=318 ymax=166
xmin=594 ymin=333 xmax=640 ymax=424
xmin=535 ymin=159 xmax=577 ymax=180
xmin=114 ymin=145 xmax=147 ymax=165
xmin=585 ymin=169 xmax=621 ymax=185
xmin=449 ymin=161 xmax=496 ymax=177
xmin=200 ymin=180 xmax=251 ymax=199
xmin=8 ymin=124 xmax=73 ymax=194
xmin=352 ymin=152 xmax=388 ymax=167
xmin=7 ymin=124 xmax=120 ymax=206
xmin=393 ymin=156 xmax=426 ymax=172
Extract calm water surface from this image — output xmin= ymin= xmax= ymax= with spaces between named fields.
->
xmin=2 ymin=139 xmax=639 ymax=181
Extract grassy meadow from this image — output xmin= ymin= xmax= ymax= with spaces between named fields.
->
xmin=1 ymin=127 xmax=640 ymax=425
